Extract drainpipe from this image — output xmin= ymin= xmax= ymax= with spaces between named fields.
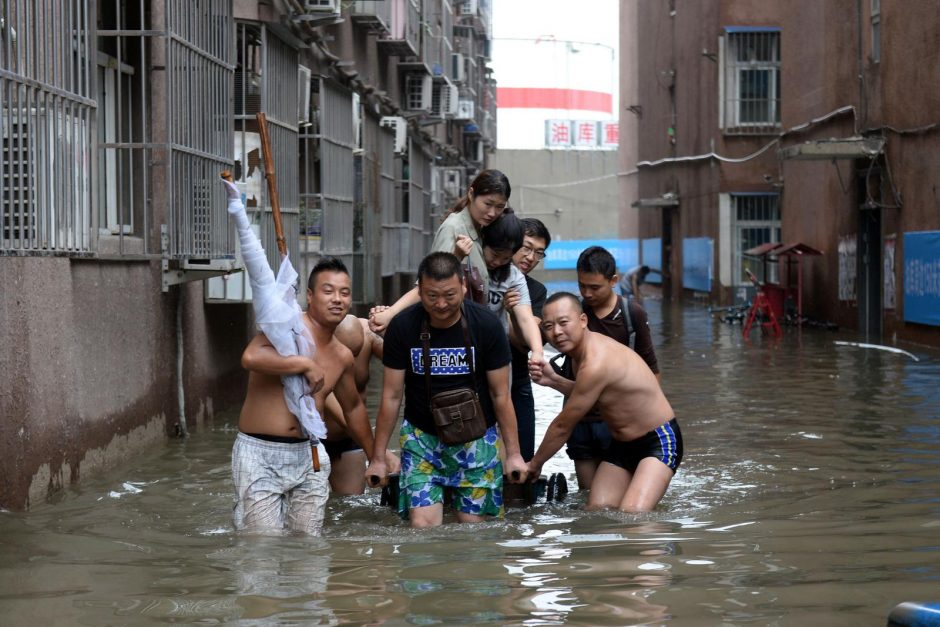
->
xmin=856 ymin=0 xmax=867 ymax=128
xmin=176 ymin=287 xmax=188 ymax=438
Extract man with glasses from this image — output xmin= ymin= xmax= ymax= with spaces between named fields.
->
xmin=504 ymin=218 xmax=552 ymax=462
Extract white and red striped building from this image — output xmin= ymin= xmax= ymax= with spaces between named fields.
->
xmin=492 ymin=0 xmax=619 ymax=150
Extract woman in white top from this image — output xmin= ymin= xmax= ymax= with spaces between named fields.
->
xmin=369 ymin=169 xmax=512 ymax=333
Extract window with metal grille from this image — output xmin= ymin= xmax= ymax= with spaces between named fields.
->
xmin=1 ymin=0 xmax=94 ymax=255
xmin=96 ymin=0 xmax=233 ymax=262
xmin=733 ymin=193 xmax=781 ymax=285
xmin=721 ymin=28 xmax=781 ymax=134
xmin=233 ymin=22 xmax=299 ymax=272
xmin=96 ymin=1 xmax=147 ymax=252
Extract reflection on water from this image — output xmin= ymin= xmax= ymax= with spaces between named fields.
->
xmin=2 ymin=300 xmax=940 ymax=625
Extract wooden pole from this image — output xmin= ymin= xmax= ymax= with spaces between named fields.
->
xmin=255 ymin=112 xmax=288 ymax=258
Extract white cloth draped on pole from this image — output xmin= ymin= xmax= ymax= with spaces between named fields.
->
xmin=223 ymin=179 xmax=326 ymax=440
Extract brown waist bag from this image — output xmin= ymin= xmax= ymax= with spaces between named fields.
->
xmin=430 ymin=388 xmax=487 ymax=446
xmin=421 ymin=311 xmax=487 ymax=446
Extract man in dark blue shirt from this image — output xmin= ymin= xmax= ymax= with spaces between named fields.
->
xmin=366 ymin=252 xmax=527 ymax=527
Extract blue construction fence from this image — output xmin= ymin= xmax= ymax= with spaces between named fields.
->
xmin=541 ymin=237 xmax=714 ymax=295
xmin=904 ymin=231 xmax=940 ymax=327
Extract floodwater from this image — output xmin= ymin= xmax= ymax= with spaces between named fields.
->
xmin=2 ymin=300 xmax=940 ymax=626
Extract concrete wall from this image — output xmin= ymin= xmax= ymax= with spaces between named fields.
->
xmin=0 ymin=259 xmax=251 ymax=510
xmin=490 ymin=149 xmax=619 ymax=240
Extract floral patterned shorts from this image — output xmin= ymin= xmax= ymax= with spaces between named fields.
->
xmin=398 ymin=420 xmax=504 ymax=518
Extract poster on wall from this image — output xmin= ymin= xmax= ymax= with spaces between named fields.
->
xmin=903 ymin=231 xmax=940 ymax=327
xmin=641 ymin=237 xmax=662 ymax=285
xmin=838 ymin=235 xmax=857 ymax=302
xmin=682 ymin=237 xmax=713 ymax=293
xmin=884 ymin=235 xmax=896 ymax=310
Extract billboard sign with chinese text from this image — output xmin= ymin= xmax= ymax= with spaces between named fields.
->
xmin=545 ymin=119 xmax=618 ymax=149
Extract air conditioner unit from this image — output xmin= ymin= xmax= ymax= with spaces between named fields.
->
xmin=303 ymin=0 xmax=338 ymax=12
xmin=441 ymin=167 xmax=463 ymax=197
xmin=451 ymin=53 xmax=466 ymax=83
xmin=441 ymin=84 xmax=459 ymax=117
xmin=459 ymin=0 xmax=478 ymax=16
xmin=380 ymin=116 xmax=408 ymax=154
xmin=431 ymin=81 xmax=458 ymax=118
xmin=404 ymin=73 xmax=433 ymax=111
xmin=455 ymin=99 xmax=474 ymax=120
xmin=297 ymin=65 xmax=312 ymax=125
xmin=431 ymin=83 xmax=444 ymax=118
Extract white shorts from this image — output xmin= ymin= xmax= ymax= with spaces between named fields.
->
xmin=231 ymin=432 xmax=332 ymax=534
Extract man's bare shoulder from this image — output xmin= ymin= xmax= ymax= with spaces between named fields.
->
xmin=581 ymin=333 xmax=636 ymax=373
xmin=323 ymin=336 xmax=355 ymax=368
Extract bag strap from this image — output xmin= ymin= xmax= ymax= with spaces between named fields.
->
xmin=420 ymin=305 xmax=477 ymax=404
xmin=619 ymin=296 xmax=635 ymax=347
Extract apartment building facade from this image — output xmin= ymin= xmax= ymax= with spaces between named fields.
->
xmin=0 ymin=0 xmax=496 ymax=509
xmin=620 ymin=0 xmax=940 ymax=346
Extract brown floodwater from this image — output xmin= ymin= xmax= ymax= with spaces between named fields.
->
xmin=2 ymin=300 xmax=939 ymax=625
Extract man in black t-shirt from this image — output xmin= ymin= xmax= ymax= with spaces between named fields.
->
xmin=533 ymin=246 xmax=661 ymax=491
xmin=505 ymin=218 xmax=551 ymax=461
xmin=366 ymin=252 xmax=528 ymax=528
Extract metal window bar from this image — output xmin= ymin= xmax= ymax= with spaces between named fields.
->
xmin=734 ymin=194 xmax=781 ymax=285
xmin=723 ymin=30 xmax=780 ymax=135
xmin=1 ymin=0 xmax=94 ymax=255
xmin=96 ymin=0 xmax=234 ymax=260
xmin=233 ymin=21 xmax=299 ymax=277
xmin=358 ymin=113 xmax=387 ymax=300
xmin=380 ymin=0 xmax=420 ymax=57
xmin=441 ymin=0 xmax=454 ymax=80
xmin=409 ymin=140 xmax=431 ymax=269
xmin=376 ymin=116 xmax=400 ymax=277
xmin=351 ymin=1 xmax=392 ymax=34
xmin=314 ymin=77 xmax=355 ymax=286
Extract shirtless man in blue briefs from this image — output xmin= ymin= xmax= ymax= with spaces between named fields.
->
xmin=529 ymin=293 xmax=683 ymax=512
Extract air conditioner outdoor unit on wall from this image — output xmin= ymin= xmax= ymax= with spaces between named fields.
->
xmin=459 ymin=0 xmax=478 ymax=16
xmin=455 ymin=99 xmax=474 ymax=120
xmin=404 ymin=73 xmax=433 ymax=112
xmin=303 ymin=0 xmax=338 ymax=12
xmin=441 ymin=168 xmax=463 ymax=197
xmin=380 ymin=116 xmax=408 ymax=154
xmin=298 ymin=65 xmax=312 ymax=125
xmin=441 ymin=84 xmax=459 ymax=117
xmin=451 ymin=53 xmax=466 ymax=83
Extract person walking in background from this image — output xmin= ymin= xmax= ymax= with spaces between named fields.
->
xmin=619 ymin=264 xmax=651 ymax=304
xmin=532 ymin=246 xmax=660 ymax=491
xmin=365 ymin=252 xmax=527 ymax=528
xmin=369 ymin=170 xmax=512 ymax=334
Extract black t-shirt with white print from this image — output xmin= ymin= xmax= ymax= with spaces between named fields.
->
xmin=382 ymin=301 xmax=512 ymax=434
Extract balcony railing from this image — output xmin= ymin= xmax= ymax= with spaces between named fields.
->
xmin=378 ymin=0 xmax=421 ymax=58
xmin=350 ymin=1 xmax=392 ymax=33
